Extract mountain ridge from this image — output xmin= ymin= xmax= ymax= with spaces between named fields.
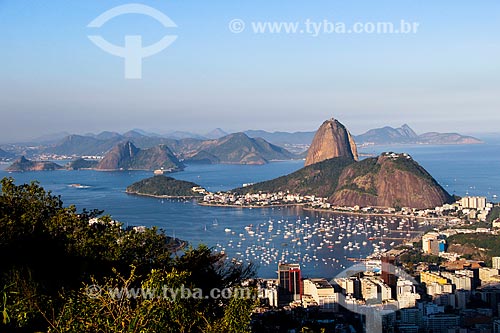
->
xmin=184 ymin=132 xmax=296 ymax=165
xmin=96 ymin=142 xmax=184 ymax=171
xmin=355 ymin=124 xmax=483 ymax=145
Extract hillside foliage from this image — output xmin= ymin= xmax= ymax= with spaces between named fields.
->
xmin=127 ymin=175 xmax=203 ymax=197
xmin=0 ymin=177 xmax=255 ymax=332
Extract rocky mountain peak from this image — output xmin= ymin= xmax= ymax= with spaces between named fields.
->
xmin=304 ymin=118 xmax=358 ymax=167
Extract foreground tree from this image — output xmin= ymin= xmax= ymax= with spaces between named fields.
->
xmin=0 ymin=178 xmax=256 ymax=332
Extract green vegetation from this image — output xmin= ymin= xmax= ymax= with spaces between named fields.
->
xmin=398 ymin=248 xmax=443 ymax=274
xmin=388 ymin=154 xmax=435 ymax=183
xmin=127 ymin=175 xmax=203 ymax=197
xmin=65 ymin=158 xmax=98 ymax=170
xmin=0 ymin=177 xmax=255 ymax=332
xmin=234 ymin=157 xmax=355 ymax=197
xmin=448 ymin=233 xmax=500 ymax=260
xmin=336 ymin=158 xmax=379 ymax=196
xmin=487 ymin=206 xmax=500 ymax=223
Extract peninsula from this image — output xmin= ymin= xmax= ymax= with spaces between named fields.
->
xmin=126 ymin=175 xmax=207 ymax=198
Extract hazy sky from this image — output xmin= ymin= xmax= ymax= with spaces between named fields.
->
xmin=1 ymin=0 xmax=499 ymax=143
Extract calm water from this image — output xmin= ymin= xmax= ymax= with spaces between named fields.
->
xmin=1 ymin=144 xmax=499 ymax=278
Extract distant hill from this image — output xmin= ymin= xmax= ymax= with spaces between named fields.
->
xmin=91 ymin=131 xmax=123 ymax=141
xmin=65 ymin=158 xmax=98 ymax=170
xmin=126 ymin=175 xmax=203 ymax=197
xmin=163 ymin=131 xmax=206 ymax=140
xmin=0 ymin=148 xmax=15 ymax=160
xmin=6 ymin=156 xmax=63 ymax=171
xmin=96 ymin=142 xmax=184 ymax=171
xmin=244 ymin=130 xmax=315 ymax=146
xmin=416 ymin=132 xmax=483 ymax=145
xmin=205 ymin=128 xmax=228 ymax=139
xmin=184 ymin=133 xmax=296 ymax=165
xmin=27 ymin=131 xmax=71 ymax=144
xmin=44 ymin=134 xmax=124 ymax=156
xmin=355 ymin=124 xmax=483 ymax=145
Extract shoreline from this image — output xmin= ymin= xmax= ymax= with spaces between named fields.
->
xmin=125 ymin=190 xmax=203 ymax=200
xmin=198 ymin=202 xmax=304 ymax=209
xmin=198 ymin=201 xmax=456 ymax=221
xmin=302 ymin=207 xmax=452 ymax=221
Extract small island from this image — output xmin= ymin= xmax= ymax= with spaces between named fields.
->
xmin=6 ymin=156 xmax=63 ymax=171
xmin=126 ymin=175 xmax=207 ymax=198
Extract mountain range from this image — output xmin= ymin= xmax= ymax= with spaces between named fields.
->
xmin=1 ymin=123 xmax=482 ymax=161
xmin=0 ymin=148 xmax=14 ymax=160
xmin=40 ymin=132 xmax=295 ymax=165
xmin=6 ymin=131 xmax=296 ymax=170
xmin=354 ymin=124 xmax=482 ymax=145
xmin=244 ymin=124 xmax=482 ymax=146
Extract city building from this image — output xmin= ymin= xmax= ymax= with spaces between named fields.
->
xmin=399 ymin=308 xmax=423 ymax=326
xmin=381 ymin=255 xmax=397 ymax=297
xmin=441 ymin=271 xmax=472 ymax=291
xmin=425 ymin=314 xmax=460 ymax=333
xmin=493 ymin=319 xmax=500 ymax=333
xmin=397 ymin=279 xmax=421 ymax=309
xmin=461 ymin=196 xmax=487 ymax=210
xmin=420 ymin=271 xmax=448 ymax=285
xmin=277 ymin=263 xmax=302 ymax=305
xmin=257 ymin=279 xmax=279 ymax=307
xmin=426 ymin=282 xmax=453 ymax=297
xmin=335 ymin=277 xmax=361 ymax=299
xmin=493 ymin=257 xmax=500 ymax=270
xmin=361 ymin=278 xmax=379 ymax=301
xmin=422 ymin=232 xmax=447 ymax=255
xmin=479 ymin=267 xmax=500 ymax=284
xmin=303 ymin=278 xmax=339 ymax=312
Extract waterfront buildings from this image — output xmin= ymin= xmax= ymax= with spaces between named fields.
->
xmin=461 ymin=196 xmax=487 ymax=210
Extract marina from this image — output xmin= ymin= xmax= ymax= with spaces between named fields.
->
xmin=211 ymin=212 xmax=425 ymax=278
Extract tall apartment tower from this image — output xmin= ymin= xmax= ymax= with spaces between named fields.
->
xmin=381 ymin=255 xmax=397 ymax=298
xmin=493 ymin=257 xmax=500 ymax=270
xmin=278 ymin=263 xmax=302 ymax=306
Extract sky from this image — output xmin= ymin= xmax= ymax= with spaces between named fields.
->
xmin=1 ymin=0 xmax=499 ymax=143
